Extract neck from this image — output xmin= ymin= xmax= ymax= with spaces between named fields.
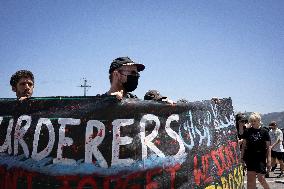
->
xmin=253 ymin=125 xmax=261 ymax=129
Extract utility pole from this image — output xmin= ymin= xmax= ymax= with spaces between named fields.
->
xmin=78 ymin=78 xmax=91 ymax=96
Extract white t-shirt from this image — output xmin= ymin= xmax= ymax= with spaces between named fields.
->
xmin=269 ymin=128 xmax=284 ymax=152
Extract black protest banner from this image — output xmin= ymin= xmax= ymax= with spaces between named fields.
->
xmin=0 ymin=96 xmax=243 ymax=189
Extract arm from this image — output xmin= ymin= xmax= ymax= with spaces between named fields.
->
xmin=238 ymin=138 xmax=244 ymax=146
xmin=271 ymin=131 xmax=282 ymax=149
xmin=266 ymin=141 xmax=271 ymax=170
xmin=271 ymin=138 xmax=281 ymax=149
xmin=241 ymin=139 xmax=246 ymax=163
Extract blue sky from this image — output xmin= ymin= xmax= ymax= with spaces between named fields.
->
xmin=0 ymin=0 xmax=283 ymax=114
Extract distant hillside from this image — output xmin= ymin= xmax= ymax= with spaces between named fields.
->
xmin=240 ymin=111 xmax=284 ymax=129
xmin=262 ymin=111 xmax=284 ymax=129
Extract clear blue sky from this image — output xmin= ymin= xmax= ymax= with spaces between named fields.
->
xmin=0 ymin=1 xmax=283 ymax=114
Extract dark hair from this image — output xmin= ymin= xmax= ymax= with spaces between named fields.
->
xmin=10 ymin=70 xmax=34 ymax=87
xmin=269 ymin=121 xmax=277 ymax=126
xmin=109 ymin=73 xmax=113 ymax=84
xmin=235 ymin=113 xmax=247 ymax=133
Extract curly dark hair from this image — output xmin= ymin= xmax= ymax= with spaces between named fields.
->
xmin=10 ymin=70 xmax=34 ymax=87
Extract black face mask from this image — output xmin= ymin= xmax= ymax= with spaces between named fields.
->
xmin=122 ymin=75 xmax=139 ymax=92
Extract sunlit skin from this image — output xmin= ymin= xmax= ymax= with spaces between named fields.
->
xmin=12 ymin=77 xmax=34 ymax=100
xmin=108 ymin=65 xmax=138 ymax=99
xmin=250 ymin=119 xmax=261 ymax=129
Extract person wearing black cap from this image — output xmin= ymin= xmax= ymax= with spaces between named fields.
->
xmin=106 ymin=57 xmax=145 ymax=99
xmin=144 ymin=90 xmax=175 ymax=104
xmin=10 ymin=70 xmax=34 ymax=101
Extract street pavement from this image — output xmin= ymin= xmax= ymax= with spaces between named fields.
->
xmin=243 ymin=165 xmax=284 ymax=189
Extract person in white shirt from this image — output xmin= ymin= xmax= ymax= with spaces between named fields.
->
xmin=269 ymin=121 xmax=284 ymax=178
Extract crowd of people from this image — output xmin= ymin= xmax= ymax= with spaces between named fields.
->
xmin=9 ymin=56 xmax=282 ymax=189
xmin=237 ymin=112 xmax=283 ymax=189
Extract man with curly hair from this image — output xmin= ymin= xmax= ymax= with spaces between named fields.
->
xmin=10 ymin=70 xmax=34 ymax=100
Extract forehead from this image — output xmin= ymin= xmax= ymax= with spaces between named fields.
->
xmin=120 ymin=65 xmax=138 ymax=71
xmin=18 ymin=77 xmax=33 ymax=84
xmin=249 ymin=118 xmax=259 ymax=122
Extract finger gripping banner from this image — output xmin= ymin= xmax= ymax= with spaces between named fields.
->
xmin=0 ymin=96 xmax=243 ymax=189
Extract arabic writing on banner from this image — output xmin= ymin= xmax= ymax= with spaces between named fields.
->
xmin=0 ymin=96 xmax=243 ymax=189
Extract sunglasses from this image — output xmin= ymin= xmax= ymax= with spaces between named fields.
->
xmin=117 ymin=70 xmax=140 ymax=77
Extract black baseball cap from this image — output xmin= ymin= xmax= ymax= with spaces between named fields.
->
xmin=109 ymin=57 xmax=145 ymax=74
xmin=144 ymin=90 xmax=167 ymax=101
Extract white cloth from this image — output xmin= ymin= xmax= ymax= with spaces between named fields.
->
xmin=269 ymin=128 xmax=284 ymax=152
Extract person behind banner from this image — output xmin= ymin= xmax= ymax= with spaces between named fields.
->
xmin=242 ymin=112 xmax=271 ymax=189
xmin=10 ymin=70 xmax=34 ymax=101
xmin=106 ymin=57 xmax=145 ymax=99
xmin=144 ymin=90 xmax=175 ymax=105
xmin=236 ymin=113 xmax=249 ymax=145
xmin=268 ymin=121 xmax=284 ymax=178
xmin=235 ymin=113 xmax=249 ymax=175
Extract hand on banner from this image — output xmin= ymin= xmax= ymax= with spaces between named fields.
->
xmin=110 ymin=90 xmax=123 ymax=100
xmin=162 ymin=98 xmax=175 ymax=105
xmin=18 ymin=96 xmax=29 ymax=101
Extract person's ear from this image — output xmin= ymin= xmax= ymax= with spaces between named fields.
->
xmin=113 ymin=71 xmax=120 ymax=80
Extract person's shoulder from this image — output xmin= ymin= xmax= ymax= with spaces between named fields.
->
xmin=276 ymin=128 xmax=283 ymax=132
xmin=243 ymin=127 xmax=250 ymax=135
xmin=99 ymin=92 xmax=109 ymax=97
xmin=260 ymin=127 xmax=270 ymax=134
xmin=275 ymin=128 xmax=283 ymax=135
xmin=260 ymin=127 xmax=268 ymax=131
